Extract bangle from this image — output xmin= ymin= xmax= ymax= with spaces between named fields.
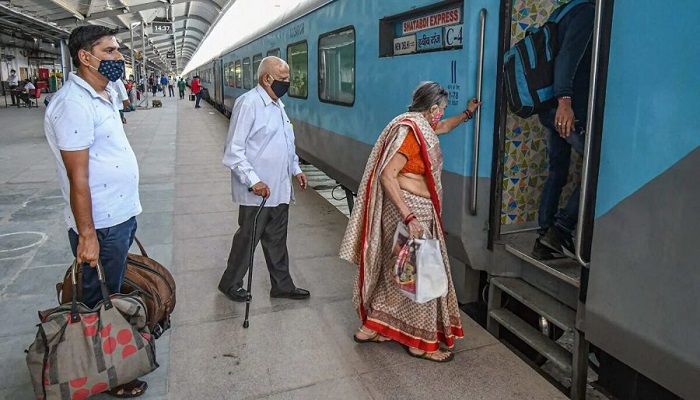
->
xmin=558 ymin=96 xmax=572 ymax=101
xmin=404 ymin=213 xmax=416 ymax=225
xmin=463 ymin=109 xmax=473 ymax=121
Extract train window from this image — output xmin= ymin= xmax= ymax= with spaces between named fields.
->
xmin=242 ymin=57 xmax=252 ymax=89
xmin=287 ymin=41 xmax=308 ymax=99
xmin=267 ymin=48 xmax=281 ymax=58
xmin=235 ymin=60 xmax=242 ymax=88
xmin=227 ymin=62 xmax=235 ymax=87
xmin=318 ymin=26 xmax=355 ymax=106
xmin=253 ymin=54 xmax=263 ymax=81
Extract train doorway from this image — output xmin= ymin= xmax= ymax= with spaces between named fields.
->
xmin=488 ymin=0 xmax=598 ymax=287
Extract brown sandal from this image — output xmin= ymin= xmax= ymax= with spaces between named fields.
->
xmin=107 ymin=379 xmax=148 ymax=398
xmin=404 ymin=346 xmax=454 ymax=363
xmin=353 ymin=327 xmax=391 ymax=343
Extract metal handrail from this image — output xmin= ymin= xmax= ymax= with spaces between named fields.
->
xmin=470 ymin=8 xmax=487 ymax=216
xmin=575 ymin=0 xmax=604 ymax=267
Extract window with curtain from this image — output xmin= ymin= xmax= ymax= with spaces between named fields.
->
xmin=287 ymin=41 xmax=308 ymax=99
xmin=253 ymin=54 xmax=263 ymax=81
xmin=234 ymin=60 xmax=242 ymax=88
xmin=318 ymin=27 xmax=355 ymax=105
xmin=242 ymin=57 xmax=252 ymax=89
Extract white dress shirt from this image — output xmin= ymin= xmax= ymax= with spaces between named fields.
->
xmin=222 ymin=85 xmax=302 ymax=207
xmin=8 ymin=74 xmax=19 ymax=86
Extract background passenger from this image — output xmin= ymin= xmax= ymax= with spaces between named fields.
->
xmin=7 ymin=69 xmax=20 ymax=106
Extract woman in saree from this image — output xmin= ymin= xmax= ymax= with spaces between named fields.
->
xmin=340 ymin=82 xmax=481 ymax=363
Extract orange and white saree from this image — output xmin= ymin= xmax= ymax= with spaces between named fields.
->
xmin=339 ymin=112 xmax=463 ymax=352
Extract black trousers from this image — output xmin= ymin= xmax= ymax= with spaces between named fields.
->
xmin=219 ymin=204 xmax=295 ymax=294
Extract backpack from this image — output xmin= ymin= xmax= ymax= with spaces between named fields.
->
xmin=503 ymin=0 xmax=591 ymax=118
xmin=56 ymin=237 xmax=176 ymax=338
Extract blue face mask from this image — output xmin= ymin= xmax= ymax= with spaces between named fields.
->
xmin=89 ymin=53 xmax=125 ymax=82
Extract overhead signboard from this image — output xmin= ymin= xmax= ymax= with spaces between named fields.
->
xmin=402 ymin=7 xmax=461 ymax=35
xmin=416 ymin=27 xmax=444 ymax=52
xmin=393 ymin=35 xmax=416 ymax=55
xmin=151 ymin=22 xmax=172 ymax=35
xmin=166 ymin=52 xmax=175 ymax=59
xmin=170 ymin=60 xmax=177 ymax=66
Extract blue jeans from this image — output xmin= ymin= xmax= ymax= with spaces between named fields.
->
xmin=195 ymin=92 xmax=201 ymax=107
xmin=68 ymin=217 xmax=137 ymax=308
xmin=538 ymin=127 xmax=585 ymax=236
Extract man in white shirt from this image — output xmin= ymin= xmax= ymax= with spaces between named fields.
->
xmin=110 ymin=78 xmax=130 ymax=123
xmin=19 ymin=79 xmax=35 ymax=106
xmin=7 ymin=69 xmax=19 ymax=105
xmin=219 ymin=56 xmax=310 ymax=302
xmin=43 ymin=25 xmax=146 ymax=398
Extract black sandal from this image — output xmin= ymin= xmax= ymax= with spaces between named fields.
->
xmin=353 ymin=327 xmax=391 ymax=344
xmin=107 ymin=379 xmax=148 ymax=398
xmin=404 ymin=345 xmax=454 ymax=363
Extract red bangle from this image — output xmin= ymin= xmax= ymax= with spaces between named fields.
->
xmin=463 ymin=110 xmax=473 ymax=120
xmin=404 ymin=213 xmax=416 ymax=225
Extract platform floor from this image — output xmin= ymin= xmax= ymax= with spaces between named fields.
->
xmin=0 ymin=94 xmax=565 ymax=399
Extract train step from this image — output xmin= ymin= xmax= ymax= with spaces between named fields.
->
xmin=490 ymin=277 xmax=575 ymax=333
xmin=505 ymin=244 xmax=581 ymax=288
xmin=489 ymin=308 xmax=574 ymax=375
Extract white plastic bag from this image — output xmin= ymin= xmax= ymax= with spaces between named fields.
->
xmin=392 ymin=223 xmax=448 ymax=303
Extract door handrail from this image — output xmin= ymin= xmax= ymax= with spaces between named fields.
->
xmin=575 ymin=0 xmax=604 ymax=267
xmin=470 ymin=8 xmax=487 ymax=216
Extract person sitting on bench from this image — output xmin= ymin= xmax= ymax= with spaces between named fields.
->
xmin=19 ymin=79 xmax=36 ymax=107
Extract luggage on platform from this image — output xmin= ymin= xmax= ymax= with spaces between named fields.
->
xmin=56 ymin=237 xmax=176 ymax=339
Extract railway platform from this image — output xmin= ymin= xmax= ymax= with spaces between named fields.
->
xmin=0 ymin=96 xmax=565 ymax=399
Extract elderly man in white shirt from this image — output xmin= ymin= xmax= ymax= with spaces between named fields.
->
xmin=219 ymin=56 xmax=310 ymax=302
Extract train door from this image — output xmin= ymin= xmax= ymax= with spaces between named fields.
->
xmin=482 ymin=1 xmax=604 ymax=398
xmin=488 ymin=0 xmax=586 ymax=290
xmin=213 ymin=60 xmax=222 ymax=109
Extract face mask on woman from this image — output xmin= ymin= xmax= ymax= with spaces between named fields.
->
xmin=430 ymin=106 xmax=444 ymax=128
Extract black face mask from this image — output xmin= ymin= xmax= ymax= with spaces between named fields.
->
xmin=270 ymin=79 xmax=290 ymax=98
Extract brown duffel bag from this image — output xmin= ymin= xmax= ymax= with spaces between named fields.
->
xmin=56 ymin=237 xmax=176 ymax=338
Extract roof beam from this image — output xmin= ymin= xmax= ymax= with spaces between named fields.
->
xmin=49 ymin=0 xmax=85 ymax=21
xmin=151 ymin=33 xmax=203 ymax=46
xmin=174 ymin=15 xmax=210 ymax=27
xmin=55 ymin=0 xmax=222 ymax=26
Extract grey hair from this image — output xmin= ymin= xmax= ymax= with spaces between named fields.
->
xmin=407 ymin=81 xmax=448 ymax=112
xmin=257 ymin=56 xmax=288 ymax=81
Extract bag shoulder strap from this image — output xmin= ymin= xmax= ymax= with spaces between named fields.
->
xmin=548 ymin=0 xmax=592 ymax=24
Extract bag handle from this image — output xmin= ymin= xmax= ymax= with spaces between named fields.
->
xmin=69 ymin=259 xmax=113 ymax=322
xmin=133 ymin=237 xmax=148 ymax=257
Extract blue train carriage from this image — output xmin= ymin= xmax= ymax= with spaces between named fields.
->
xmin=191 ymin=0 xmax=699 ymax=399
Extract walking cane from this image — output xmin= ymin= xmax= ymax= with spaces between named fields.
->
xmin=243 ymin=193 xmax=267 ymax=329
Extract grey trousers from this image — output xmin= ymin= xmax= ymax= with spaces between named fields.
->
xmin=219 ymin=204 xmax=295 ymax=294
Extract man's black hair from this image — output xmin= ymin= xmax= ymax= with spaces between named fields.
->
xmin=68 ymin=25 xmax=119 ymax=68
xmin=10 ymin=69 xmax=15 ymax=73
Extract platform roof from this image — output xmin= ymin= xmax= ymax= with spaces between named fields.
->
xmin=0 ymin=0 xmax=235 ymax=75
